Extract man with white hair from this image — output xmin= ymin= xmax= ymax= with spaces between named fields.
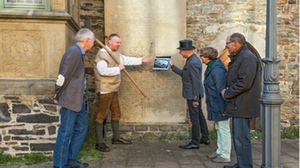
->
xmin=53 ymin=28 xmax=95 ymax=168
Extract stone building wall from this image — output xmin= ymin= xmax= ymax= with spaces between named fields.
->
xmin=81 ymin=0 xmax=298 ymax=131
xmin=0 ymin=0 xmax=81 ymax=156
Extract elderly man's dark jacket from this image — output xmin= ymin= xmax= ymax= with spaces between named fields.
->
xmin=224 ymin=44 xmax=262 ymax=118
xmin=171 ymin=53 xmax=204 ymax=101
xmin=54 ymin=44 xmax=85 ymax=112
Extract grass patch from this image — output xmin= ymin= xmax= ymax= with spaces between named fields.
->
xmin=0 ymin=150 xmax=49 ymax=166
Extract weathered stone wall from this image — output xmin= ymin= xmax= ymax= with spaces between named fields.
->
xmin=185 ymin=0 xmax=299 ymax=128
xmin=81 ymin=0 xmax=298 ymax=132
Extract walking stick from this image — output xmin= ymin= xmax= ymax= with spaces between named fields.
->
xmin=84 ymin=19 xmax=147 ymax=98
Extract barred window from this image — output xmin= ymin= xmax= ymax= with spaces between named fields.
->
xmin=0 ymin=0 xmax=49 ymax=10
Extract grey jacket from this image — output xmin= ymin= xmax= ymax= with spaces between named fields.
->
xmin=54 ymin=44 xmax=85 ymax=112
xmin=171 ymin=54 xmax=204 ymax=101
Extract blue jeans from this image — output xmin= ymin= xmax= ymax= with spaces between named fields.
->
xmin=232 ymin=117 xmax=253 ymax=168
xmin=53 ymin=102 xmax=88 ymax=168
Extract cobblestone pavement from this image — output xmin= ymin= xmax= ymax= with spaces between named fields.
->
xmin=1 ymin=139 xmax=299 ymax=168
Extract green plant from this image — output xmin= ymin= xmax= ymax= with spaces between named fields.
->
xmin=0 ymin=150 xmax=50 ymax=166
xmin=22 ymin=152 xmax=49 ymax=165
xmin=158 ymin=133 xmax=169 ymax=142
xmin=249 ymin=126 xmax=299 ymax=140
xmin=281 ymin=126 xmax=299 ymax=139
xmin=0 ymin=150 xmax=12 ymax=164
xmin=208 ymin=129 xmax=218 ymax=140
xmin=250 ymin=129 xmax=262 ymax=139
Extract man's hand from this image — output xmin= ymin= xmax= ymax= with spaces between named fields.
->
xmin=192 ymin=101 xmax=199 ymax=108
xmin=53 ymin=99 xmax=58 ymax=105
xmin=118 ymin=64 xmax=125 ymax=70
xmin=141 ymin=56 xmax=152 ymax=63
xmin=169 ymin=59 xmax=173 ymax=66
xmin=221 ymin=89 xmax=227 ymax=100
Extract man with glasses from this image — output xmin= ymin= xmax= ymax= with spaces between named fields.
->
xmin=221 ymin=33 xmax=262 ymax=168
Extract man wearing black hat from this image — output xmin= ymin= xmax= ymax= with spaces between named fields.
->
xmin=169 ymin=40 xmax=210 ymax=149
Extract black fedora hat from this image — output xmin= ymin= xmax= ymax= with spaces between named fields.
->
xmin=177 ymin=40 xmax=195 ymax=50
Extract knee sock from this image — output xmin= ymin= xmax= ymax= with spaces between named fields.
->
xmin=111 ymin=120 xmax=120 ymax=140
xmin=95 ymin=122 xmax=104 ymax=143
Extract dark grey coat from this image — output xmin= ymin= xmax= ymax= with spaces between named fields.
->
xmin=54 ymin=44 xmax=85 ymax=112
xmin=171 ymin=54 xmax=204 ymax=101
xmin=224 ymin=44 xmax=262 ymax=118
xmin=204 ymin=58 xmax=229 ymax=121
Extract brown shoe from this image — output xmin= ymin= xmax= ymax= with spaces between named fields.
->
xmin=112 ymin=137 xmax=132 ymax=144
xmin=95 ymin=143 xmax=110 ymax=152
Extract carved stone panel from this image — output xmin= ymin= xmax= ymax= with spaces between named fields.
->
xmin=2 ymin=30 xmax=44 ymax=78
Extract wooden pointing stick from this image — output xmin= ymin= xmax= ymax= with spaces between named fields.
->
xmin=84 ymin=19 xmax=147 ymax=98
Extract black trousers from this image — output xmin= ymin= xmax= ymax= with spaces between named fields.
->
xmin=187 ymin=99 xmax=209 ymax=145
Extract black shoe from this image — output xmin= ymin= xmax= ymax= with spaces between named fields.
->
xmin=67 ymin=162 xmax=89 ymax=168
xmin=200 ymin=139 xmax=210 ymax=145
xmin=112 ymin=137 xmax=132 ymax=144
xmin=95 ymin=142 xmax=110 ymax=152
xmin=223 ymin=163 xmax=238 ymax=168
xmin=179 ymin=142 xmax=199 ymax=149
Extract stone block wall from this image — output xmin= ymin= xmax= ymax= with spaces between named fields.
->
xmin=0 ymin=95 xmax=58 ymax=155
xmin=105 ymin=123 xmax=190 ymax=139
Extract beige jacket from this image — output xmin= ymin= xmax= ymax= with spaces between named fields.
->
xmin=93 ymin=47 xmax=142 ymax=93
